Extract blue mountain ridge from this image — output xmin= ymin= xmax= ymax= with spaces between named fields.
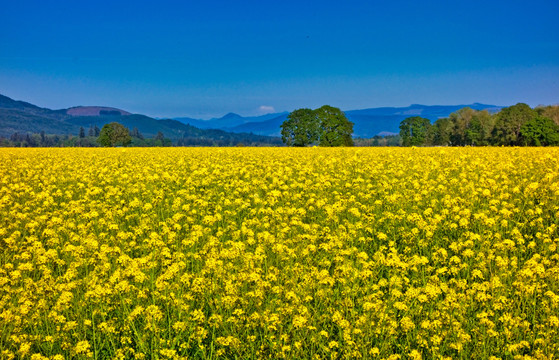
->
xmin=174 ymin=103 xmax=502 ymax=138
xmin=174 ymin=112 xmax=289 ymax=130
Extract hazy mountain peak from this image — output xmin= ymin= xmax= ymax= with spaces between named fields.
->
xmin=221 ymin=112 xmax=243 ymax=119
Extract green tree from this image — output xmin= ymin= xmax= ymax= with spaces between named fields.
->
xmin=430 ymin=117 xmax=453 ymax=146
xmin=493 ymin=103 xmax=536 ymax=145
xmin=281 ymin=106 xmax=353 ymax=147
xmin=154 ymin=131 xmax=170 ymax=146
xmin=399 ymin=116 xmax=431 ymax=146
xmin=464 ymin=117 xmax=483 ymax=146
xmin=155 ymin=131 xmax=165 ymax=141
xmin=280 ymin=108 xmax=320 ymax=146
xmin=97 ymin=122 xmax=132 ymax=147
xmin=131 ymin=127 xmax=144 ymax=140
xmin=476 ymin=110 xmax=496 ymax=145
xmin=520 ymin=116 xmax=559 ymax=146
xmin=448 ymin=107 xmax=476 ymax=145
xmin=316 ymin=105 xmax=354 ymax=147
xmin=464 ymin=110 xmax=494 ymax=146
xmin=545 ymin=106 xmax=559 ymax=126
xmin=536 ymin=105 xmax=559 ymax=126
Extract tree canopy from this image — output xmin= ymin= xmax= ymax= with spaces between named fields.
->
xmin=536 ymin=105 xmax=559 ymax=126
xmin=520 ymin=116 xmax=559 ymax=146
xmin=316 ymin=105 xmax=354 ymax=146
xmin=280 ymin=108 xmax=320 ymax=147
xmin=399 ymin=103 xmax=559 ymax=147
xmin=281 ymin=105 xmax=354 ymax=147
xmin=399 ymin=116 xmax=431 ymax=146
xmin=493 ymin=103 xmax=535 ymax=145
xmin=97 ymin=122 xmax=132 ymax=147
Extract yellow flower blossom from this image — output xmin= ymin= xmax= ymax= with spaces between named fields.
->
xmin=0 ymin=147 xmax=558 ymax=359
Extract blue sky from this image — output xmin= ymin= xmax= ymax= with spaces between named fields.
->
xmin=1 ymin=0 xmax=558 ymax=118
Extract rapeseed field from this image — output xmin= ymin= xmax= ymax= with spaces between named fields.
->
xmin=1 ymin=147 xmax=558 ymax=360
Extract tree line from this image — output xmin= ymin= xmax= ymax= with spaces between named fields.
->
xmin=281 ymin=103 xmax=559 ymax=147
xmin=3 ymin=103 xmax=558 ymax=147
xmin=399 ymin=103 xmax=559 ymax=146
xmin=1 ymin=123 xmax=172 ymax=147
xmin=354 ymin=135 xmax=401 ymax=147
xmin=1 ymin=122 xmax=282 ymax=147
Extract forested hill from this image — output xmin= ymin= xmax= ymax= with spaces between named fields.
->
xmin=0 ymin=94 xmax=281 ymax=145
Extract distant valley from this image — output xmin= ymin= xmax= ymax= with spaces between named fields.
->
xmin=0 ymin=93 xmax=502 ymax=139
xmin=0 ymin=94 xmax=281 ymax=145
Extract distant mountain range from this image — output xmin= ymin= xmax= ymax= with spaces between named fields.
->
xmin=0 ymin=94 xmax=281 ymax=145
xmin=173 ymin=112 xmax=288 ymax=131
xmin=174 ymin=103 xmax=503 ymax=137
xmin=0 ymin=93 xmax=503 ymax=139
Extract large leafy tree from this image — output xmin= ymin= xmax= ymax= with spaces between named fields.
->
xmin=97 ymin=122 xmax=132 ymax=147
xmin=520 ymin=116 xmax=559 ymax=146
xmin=280 ymin=108 xmax=320 ymax=146
xmin=493 ymin=103 xmax=536 ymax=145
xmin=281 ymin=106 xmax=354 ymax=147
xmin=316 ymin=105 xmax=354 ymax=147
xmin=399 ymin=116 xmax=431 ymax=146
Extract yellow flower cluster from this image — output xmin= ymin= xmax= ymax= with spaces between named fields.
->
xmin=0 ymin=147 xmax=558 ymax=359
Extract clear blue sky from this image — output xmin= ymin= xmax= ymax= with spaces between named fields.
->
xmin=1 ymin=0 xmax=558 ymax=118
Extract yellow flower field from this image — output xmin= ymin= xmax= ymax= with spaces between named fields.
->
xmin=1 ymin=147 xmax=558 ymax=360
